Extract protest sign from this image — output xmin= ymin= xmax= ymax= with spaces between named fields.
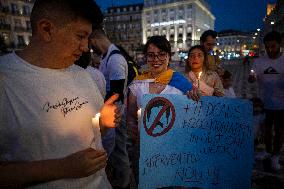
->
xmin=139 ymin=94 xmax=253 ymax=189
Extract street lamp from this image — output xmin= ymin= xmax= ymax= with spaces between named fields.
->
xmin=271 ymin=21 xmax=275 ymax=25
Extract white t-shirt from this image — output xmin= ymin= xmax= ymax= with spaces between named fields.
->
xmin=224 ymin=87 xmax=236 ymax=98
xmin=99 ymin=44 xmax=128 ymax=93
xmin=86 ymin=66 xmax=106 ymax=98
xmin=252 ymin=54 xmax=284 ymax=110
xmin=129 ymin=79 xmax=184 ymax=108
xmin=0 ymin=52 xmax=112 ymax=189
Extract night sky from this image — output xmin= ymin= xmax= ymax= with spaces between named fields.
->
xmin=96 ymin=0 xmax=277 ymax=32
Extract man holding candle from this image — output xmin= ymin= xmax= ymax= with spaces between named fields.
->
xmin=0 ymin=0 xmax=120 ymax=188
xmin=248 ymin=31 xmax=284 ymax=171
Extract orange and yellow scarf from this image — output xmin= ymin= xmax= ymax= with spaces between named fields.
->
xmin=134 ymin=69 xmax=174 ymax=85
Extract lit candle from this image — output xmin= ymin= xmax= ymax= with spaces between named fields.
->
xmin=90 ymin=113 xmax=100 ymax=147
xmin=198 ymin=71 xmax=202 ymax=92
xmin=137 ymin=108 xmax=141 ymax=131
xmin=92 ymin=113 xmax=100 ymax=128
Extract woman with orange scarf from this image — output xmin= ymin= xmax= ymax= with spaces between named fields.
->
xmin=127 ymin=36 xmax=194 ymax=185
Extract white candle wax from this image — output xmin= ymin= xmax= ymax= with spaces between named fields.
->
xmin=137 ymin=108 xmax=142 ymax=131
xmin=198 ymin=71 xmax=202 ymax=92
xmin=92 ymin=113 xmax=100 ymax=128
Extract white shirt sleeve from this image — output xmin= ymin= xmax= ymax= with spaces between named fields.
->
xmin=108 ymin=54 xmax=128 ymax=80
xmin=86 ymin=66 xmax=106 ymax=98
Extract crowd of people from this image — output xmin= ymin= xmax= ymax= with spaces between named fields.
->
xmin=0 ymin=0 xmax=283 ymax=188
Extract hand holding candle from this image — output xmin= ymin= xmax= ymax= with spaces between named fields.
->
xmin=248 ymin=69 xmax=256 ymax=83
xmin=98 ymin=94 xmax=121 ymax=129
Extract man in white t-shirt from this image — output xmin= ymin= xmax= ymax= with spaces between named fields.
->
xmin=0 ymin=0 xmax=121 ymax=188
xmin=90 ymin=29 xmax=130 ymax=189
xmin=249 ymin=31 xmax=284 ymax=171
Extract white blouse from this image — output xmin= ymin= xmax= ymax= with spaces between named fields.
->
xmin=128 ymin=79 xmax=183 ymax=108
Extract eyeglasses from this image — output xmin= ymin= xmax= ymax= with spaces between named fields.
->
xmin=146 ymin=52 xmax=168 ymax=61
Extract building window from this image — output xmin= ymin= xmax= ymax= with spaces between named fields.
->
xmin=187 ymin=26 xmax=192 ymax=32
xmin=11 ymin=3 xmax=18 ymax=14
xmin=23 ymin=5 xmax=30 ymax=15
xmin=26 ymin=21 xmax=31 ymax=30
xmin=187 ymin=32 xmax=192 ymax=38
xmin=0 ymin=18 xmax=6 ymax=24
xmin=154 ymin=30 xmax=158 ymax=35
xmin=17 ymin=35 xmax=25 ymax=45
xmin=14 ymin=19 xmax=22 ymax=27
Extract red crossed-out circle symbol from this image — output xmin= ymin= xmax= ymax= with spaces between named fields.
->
xmin=143 ymin=97 xmax=176 ymax=137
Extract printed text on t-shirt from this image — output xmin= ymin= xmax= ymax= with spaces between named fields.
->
xmin=43 ymin=97 xmax=89 ymax=117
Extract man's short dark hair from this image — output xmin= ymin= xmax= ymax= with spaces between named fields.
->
xmin=31 ymin=0 xmax=103 ymax=34
xmin=222 ymin=70 xmax=232 ymax=80
xmin=200 ymin=30 xmax=217 ymax=43
xmin=143 ymin=36 xmax=171 ymax=57
xmin=263 ymin=31 xmax=282 ymax=44
xmin=90 ymin=28 xmax=107 ymax=39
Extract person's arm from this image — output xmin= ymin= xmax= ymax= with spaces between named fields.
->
xmin=0 ymin=148 xmax=107 ymax=188
xmin=105 ymin=79 xmax=125 ymax=102
xmin=126 ymin=90 xmax=139 ymax=144
xmin=105 ymin=54 xmax=127 ymax=102
xmin=213 ymin=73 xmax=225 ymax=97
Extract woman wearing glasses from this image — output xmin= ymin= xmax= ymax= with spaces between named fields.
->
xmin=126 ymin=36 xmax=194 ymax=185
xmin=186 ymin=45 xmax=224 ymax=97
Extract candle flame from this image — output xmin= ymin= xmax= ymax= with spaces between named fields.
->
xmin=137 ymin=108 xmax=141 ymax=116
xmin=95 ymin=113 xmax=100 ymax=118
xmin=198 ymin=72 xmax=202 ymax=79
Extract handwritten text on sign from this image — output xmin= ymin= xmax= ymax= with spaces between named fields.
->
xmin=139 ymin=95 xmax=253 ymax=189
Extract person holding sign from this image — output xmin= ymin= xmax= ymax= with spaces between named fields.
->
xmin=186 ymin=45 xmax=224 ymax=97
xmin=126 ymin=36 xmax=194 ymax=185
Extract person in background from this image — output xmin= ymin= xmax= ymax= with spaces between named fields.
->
xmin=186 ymin=45 xmax=224 ymax=97
xmin=248 ymin=31 xmax=284 ymax=171
xmin=0 ymin=0 xmax=121 ymax=188
xmin=75 ymin=51 xmax=106 ymax=97
xmin=89 ymin=29 xmax=131 ymax=189
xmin=221 ymin=70 xmax=236 ymax=98
xmin=216 ymin=66 xmax=225 ymax=78
xmin=250 ymin=98 xmax=266 ymax=160
xmin=200 ymin=30 xmax=221 ymax=71
xmin=115 ymin=44 xmax=140 ymax=86
xmin=127 ymin=36 xmax=194 ymax=186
